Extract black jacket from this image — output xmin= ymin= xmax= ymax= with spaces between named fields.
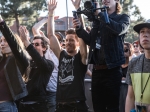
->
xmin=76 ymin=12 xmax=130 ymax=69
xmin=0 ymin=22 xmax=29 ymax=100
xmin=23 ymin=44 xmax=54 ymax=101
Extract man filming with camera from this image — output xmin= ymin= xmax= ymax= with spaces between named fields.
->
xmin=72 ymin=0 xmax=130 ymax=111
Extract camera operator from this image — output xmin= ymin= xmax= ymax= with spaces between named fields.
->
xmin=72 ymin=0 xmax=130 ymax=111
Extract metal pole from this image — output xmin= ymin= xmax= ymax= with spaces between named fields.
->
xmin=66 ymin=0 xmax=68 ymax=30
xmin=0 ymin=0 xmax=2 ymax=15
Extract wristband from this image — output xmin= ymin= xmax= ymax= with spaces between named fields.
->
xmin=49 ymin=14 xmax=54 ymax=17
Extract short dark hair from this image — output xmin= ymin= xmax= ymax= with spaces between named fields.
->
xmin=65 ymin=28 xmax=79 ymax=41
xmin=55 ymin=32 xmax=64 ymax=43
xmin=33 ymin=36 xmax=48 ymax=54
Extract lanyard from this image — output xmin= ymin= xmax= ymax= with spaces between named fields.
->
xmin=140 ymin=56 xmax=150 ymax=104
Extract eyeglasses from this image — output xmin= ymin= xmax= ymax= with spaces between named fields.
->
xmin=124 ymin=49 xmax=129 ymax=52
xmin=32 ymin=43 xmax=42 ymax=46
xmin=134 ymin=45 xmax=138 ymax=48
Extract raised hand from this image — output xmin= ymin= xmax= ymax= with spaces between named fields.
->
xmin=39 ymin=30 xmax=46 ymax=38
xmin=19 ymin=26 xmax=29 ymax=42
xmin=72 ymin=18 xmax=81 ymax=29
xmin=48 ymin=0 xmax=57 ymax=13
xmin=71 ymin=0 xmax=81 ymax=10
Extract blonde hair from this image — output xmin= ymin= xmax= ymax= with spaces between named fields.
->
xmin=13 ymin=33 xmax=31 ymax=82
xmin=13 ymin=33 xmax=25 ymax=50
xmin=13 ymin=33 xmax=30 ymax=58
xmin=116 ymin=2 xmax=122 ymax=14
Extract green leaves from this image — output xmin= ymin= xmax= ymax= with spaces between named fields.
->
xmin=0 ymin=0 xmax=46 ymax=34
xmin=120 ymin=0 xmax=145 ymax=43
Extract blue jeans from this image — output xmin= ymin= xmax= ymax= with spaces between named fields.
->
xmin=0 ymin=101 xmax=18 ymax=112
xmin=47 ymin=92 xmax=56 ymax=112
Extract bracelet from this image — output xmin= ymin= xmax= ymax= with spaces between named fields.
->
xmin=49 ymin=14 xmax=54 ymax=17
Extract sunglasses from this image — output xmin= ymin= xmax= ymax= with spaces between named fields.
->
xmin=134 ymin=45 xmax=138 ymax=48
xmin=124 ymin=49 xmax=129 ymax=52
xmin=32 ymin=43 xmax=42 ymax=46
xmin=59 ymin=39 xmax=65 ymax=43
xmin=62 ymin=43 xmax=65 ymax=47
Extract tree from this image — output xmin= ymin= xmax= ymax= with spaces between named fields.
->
xmin=0 ymin=0 xmax=46 ymax=35
xmin=120 ymin=0 xmax=145 ymax=43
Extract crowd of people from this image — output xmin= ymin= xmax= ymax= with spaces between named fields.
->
xmin=0 ymin=0 xmax=150 ymax=112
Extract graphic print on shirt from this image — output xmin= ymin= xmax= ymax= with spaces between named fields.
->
xmin=59 ymin=56 xmax=75 ymax=84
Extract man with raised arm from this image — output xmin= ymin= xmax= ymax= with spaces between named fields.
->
xmin=47 ymin=0 xmax=88 ymax=111
xmin=32 ymin=15 xmax=59 ymax=112
xmin=18 ymin=26 xmax=54 ymax=112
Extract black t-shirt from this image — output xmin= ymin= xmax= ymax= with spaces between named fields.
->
xmin=56 ymin=50 xmax=87 ymax=102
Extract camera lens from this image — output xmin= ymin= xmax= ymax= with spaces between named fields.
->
xmin=84 ymin=1 xmax=93 ymax=9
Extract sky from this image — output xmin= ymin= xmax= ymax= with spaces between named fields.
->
xmin=133 ymin=0 xmax=149 ymax=20
xmin=41 ymin=0 xmax=150 ymax=20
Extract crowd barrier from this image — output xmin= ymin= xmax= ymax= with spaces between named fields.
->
xmin=84 ymin=79 xmax=94 ymax=112
xmin=84 ymin=79 xmax=127 ymax=112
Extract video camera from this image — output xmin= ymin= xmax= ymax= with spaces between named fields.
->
xmin=72 ymin=0 xmax=110 ymax=24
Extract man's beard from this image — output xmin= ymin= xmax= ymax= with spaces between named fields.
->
xmin=66 ymin=49 xmax=74 ymax=53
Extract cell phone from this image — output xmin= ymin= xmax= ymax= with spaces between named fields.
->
xmin=72 ymin=11 xmax=79 ymax=29
xmin=72 ymin=11 xmax=78 ymax=19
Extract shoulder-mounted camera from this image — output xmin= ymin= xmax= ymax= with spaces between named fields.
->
xmin=72 ymin=0 xmax=110 ymax=24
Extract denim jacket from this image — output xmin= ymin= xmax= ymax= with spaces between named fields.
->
xmin=76 ymin=12 xmax=130 ymax=69
xmin=0 ymin=22 xmax=29 ymax=100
